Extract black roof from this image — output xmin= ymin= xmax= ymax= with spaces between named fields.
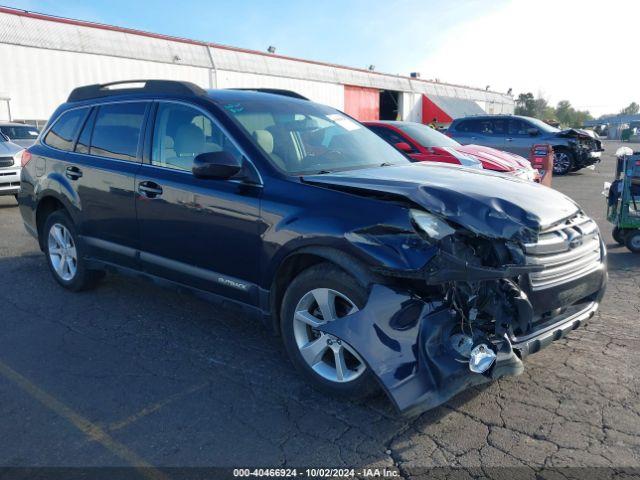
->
xmin=68 ymin=80 xmax=309 ymax=104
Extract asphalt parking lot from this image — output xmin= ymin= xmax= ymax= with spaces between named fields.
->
xmin=0 ymin=141 xmax=638 ymax=478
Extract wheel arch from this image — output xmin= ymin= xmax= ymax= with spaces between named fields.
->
xmin=35 ymin=192 xmax=76 ymax=250
xmin=268 ymin=246 xmax=381 ymax=335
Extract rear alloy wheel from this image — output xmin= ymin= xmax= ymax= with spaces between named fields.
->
xmin=48 ymin=222 xmax=78 ymax=281
xmin=281 ymin=263 xmax=377 ymax=398
xmin=625 ymin=230 xmax=640 ymax=253
xmin=43 ymin=210 xmax=103 ymax=291
xmin=553 ymin=149 xmax=574 ymax=175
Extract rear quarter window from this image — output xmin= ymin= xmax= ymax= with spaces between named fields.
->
xmin=44 ymin=108 xmax=89 ymax=151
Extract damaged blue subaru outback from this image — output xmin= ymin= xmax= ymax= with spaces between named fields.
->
xmin=18 ymin=81 xmax=607 ymax=415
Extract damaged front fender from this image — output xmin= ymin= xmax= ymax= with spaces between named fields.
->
xmin=318 ymin=284 xmax=524 ymax=416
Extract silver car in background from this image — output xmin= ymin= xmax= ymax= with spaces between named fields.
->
xmin=0 ymin=122 xmax=40 ymax=148
xmin=0 ymin=132 xmax=24 ymax=199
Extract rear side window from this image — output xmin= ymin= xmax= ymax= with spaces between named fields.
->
xmin=44 ymin=108 xmax=88 ymax=151
xmin=90 ymin=103 xmax=147 ymax=161
xmin=454 ymin=119 xmax=480 ymax=133
xmin=456 ymin=118 xmax=506 ymax=135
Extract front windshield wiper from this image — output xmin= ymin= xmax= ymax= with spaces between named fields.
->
xmin=379 ymin=162 xmax=395 ymax=167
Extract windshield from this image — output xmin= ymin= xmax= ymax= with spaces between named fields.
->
xmin=396 ymin=122 xmax=460 ymax=148
xmin=525 ymin=117 xmax=560 ymax=133
xmin=0 ymin=125 xmax=39 ymax=140
xmin=220 ymin=96 xmax=410 ymax=174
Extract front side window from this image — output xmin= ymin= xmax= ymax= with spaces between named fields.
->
xmin=90 ymin=103 xmax=147 ymax=161
xmin=151 ymin=103 xmax=242 ymax=172
xmin=44 ymin=108 xmax=89 ymax=151
xmin=508 ymin=119 xmax=532 ymax=136
xmin=220 ymin=95 xmax=409 ymax=174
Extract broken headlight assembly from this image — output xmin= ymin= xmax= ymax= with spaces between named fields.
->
xmin=410 ymin=209 xmax=456 ymax=240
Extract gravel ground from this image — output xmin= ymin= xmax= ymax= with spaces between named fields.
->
xmin=0 ymin=140 xmax=638 ymax=478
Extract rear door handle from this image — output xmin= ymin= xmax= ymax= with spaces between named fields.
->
xmin=138 ymin=181 xmax=163 ymax=198
xmin=506 ymin=137 xmax=513 ymax=142
xmin=65 ymin=166 xmax=83 ymax=180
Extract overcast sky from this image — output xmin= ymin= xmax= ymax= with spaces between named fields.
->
xmin=6 ymin=0 xmax=638 ymax=117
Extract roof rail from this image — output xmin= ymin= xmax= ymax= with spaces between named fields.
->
xmin=229 ymin=88 xmax=309 ymax=100
xmin=67 ymin=80 xmax=207 ymax=102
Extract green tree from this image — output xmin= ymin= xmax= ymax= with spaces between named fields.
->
xmin=555 ymin=100 xmax=573 ymax=125
xmin=620 ymin=102 xmax=639 ymax=115
xmin=515 ymin=93 xmax=535 ymax=116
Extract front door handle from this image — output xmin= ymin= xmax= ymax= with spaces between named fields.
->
xmin=506 ymin=137 xmax=513 ymax=142
xmin=65 ymin=166 xmax=83 ymax=180
xmin=138 ymin=181 xmax=163 ymax=198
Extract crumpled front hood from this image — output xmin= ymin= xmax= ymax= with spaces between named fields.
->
xmin=454 ymin=144 xmax=527 ymax=172
xmin=557 ymin=128 xmax=593 ymax=139
xmin=303 ymin=162 xmax=580 ymax=240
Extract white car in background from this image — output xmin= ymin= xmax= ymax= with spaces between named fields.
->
xmin=0 ymin=122 xmax=40 ymax=148
xmin=0 ymin=132 xmax=24 ymax=200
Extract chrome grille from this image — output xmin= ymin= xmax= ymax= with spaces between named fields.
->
xmin=524 ymin=213 xmax=601 ymax=290
xmin=0 ymin=156 xmax=13 ymax=168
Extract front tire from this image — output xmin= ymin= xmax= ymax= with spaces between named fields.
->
xmin=612 ymin=227 xmax=625 ymax=245
xmin=280 ymin=263 xmax=378 ymax=399
xmin=43 ymin=210 xmax=103 ymax=291
xmin=625 ymin=230 xmax=640 ymax=253
xmin=553 ymin=149 xmax=575 ymax=176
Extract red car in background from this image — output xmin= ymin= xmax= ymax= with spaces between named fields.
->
xmin=365 ymin=121 xmax=540 ymax=181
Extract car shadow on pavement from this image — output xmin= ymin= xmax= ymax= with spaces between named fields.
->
xmin=0 ymin=253 xmax=487 ymax=468
xmin=605 ymin=242 xmax=640 ymax=271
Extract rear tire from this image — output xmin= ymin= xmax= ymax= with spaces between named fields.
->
xmin=612 ymin=227 xmax=625 ymax=245
xmin=43 ymin=210 xmax=103 ymax=291
xmin=625 ymin=230 xmax=640 ymax=253
xmin=280 ymin=263 xmax=378 ymax=399
xmin=553 ymin=149 xmax=575 ymax=176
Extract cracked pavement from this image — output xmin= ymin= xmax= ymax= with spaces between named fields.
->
xmin=0 ymin=141 xmax=638 ymax=477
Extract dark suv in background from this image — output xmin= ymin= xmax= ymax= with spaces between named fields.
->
xmin=18 ymin=81 xmax=607 ymax=415
xmin=447 ymin=114 xmax=604 ymax=175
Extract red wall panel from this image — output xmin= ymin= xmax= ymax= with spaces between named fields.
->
xmin=421 ymin=94 xmax=453 ymax=124
xmin=344 ymin=85 xmax=379 ymax=121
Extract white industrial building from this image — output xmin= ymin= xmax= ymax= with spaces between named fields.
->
xmin=0 ymin=6 xmax=514 ymax=127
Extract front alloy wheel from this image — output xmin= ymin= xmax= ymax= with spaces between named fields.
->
xmin=553 ymin=150 xmax=574 ymax=175
xmin=281 ymin=263 xmax=377 ymax=398
xmin=293 ymin=288 xmax=366 ymax=383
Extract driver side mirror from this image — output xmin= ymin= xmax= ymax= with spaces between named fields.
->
xmin=527 ymin=128 xmax=539 ymax=136
xmin=192 ymin=151 xmax=243 ymax=179
xmin=395 ymin=142 xmax=413 ymax=153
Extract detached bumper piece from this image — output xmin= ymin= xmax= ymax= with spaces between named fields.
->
xmin=319 ymin=280 xmax=605 ymax=417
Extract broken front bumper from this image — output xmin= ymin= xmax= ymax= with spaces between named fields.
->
xmin=319 ymin=264 xmax=606 ymax=416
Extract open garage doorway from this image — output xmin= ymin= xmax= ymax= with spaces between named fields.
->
xmin=379 ymin=90 xmax=400 ymax=120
